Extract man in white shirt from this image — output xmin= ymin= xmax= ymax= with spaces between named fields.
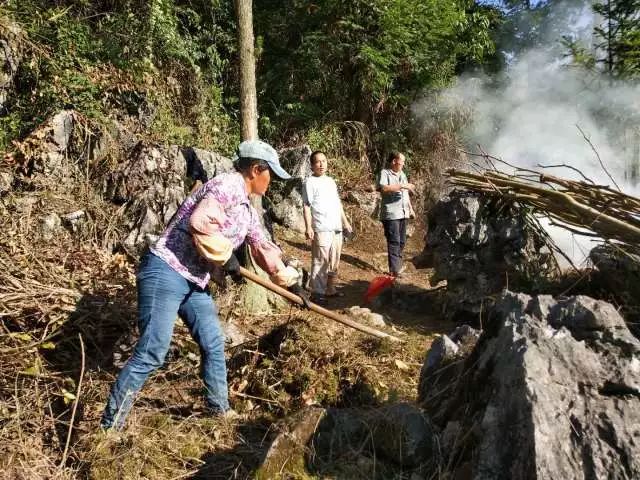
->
xmin=303 ymin=151 xmax=352 ymax=304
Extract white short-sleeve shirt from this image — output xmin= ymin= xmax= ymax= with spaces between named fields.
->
xmin=302 ymin=175 xmax=342 ymax=232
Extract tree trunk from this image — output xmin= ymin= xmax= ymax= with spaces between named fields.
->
xmin=234 ymin=0 xmax=283 ymax=313
xmin=235 ymin=0 xmax=258 ymax=141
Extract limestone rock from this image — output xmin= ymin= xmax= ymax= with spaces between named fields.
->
xmin=221 ymin=319 xmax=248 ymax=348
xmin=255 ymin=403 xmax=437 ymax=477
xmin=15 ymin=110 xmax=77 ymax=178
xmin=425 ymin=291 xmax=640 ymax=479
xmin=449 ymin=324 xmax=481 ymax=348
xmin=440 ymin=420 xmax=462 ymax=452
xmin=255 ymin=407 xmax=326 ymax=480
xmin=182 ymin=146 xmax=233 ymax=182
xmin=61 ymin=210 xmax=86 ymax=234
xmin=265 ymin=145 xmax=312 ymax=233
xmin=346 ymin=306 xmax=386 ymax=328
xmin=590 ymin=243 xmax=640 ymax=338
xmin=425 ymin=335 xmax=459 ymax=371
xmin=368 ymin=403 xmax=435 ymax=467
xmin=418 ymin=324 xmax=481 ymax=408
xmin=110 ymin=143 xmax=185 ymax=254
xmin=422 ymin=191 xmax=555 ymax=319
xmin=345 ymin=190 xmax=379 ymax=217
xmin=312 ymin=405 xmax=436 ymax=469
xmin=0 ymin=171 xmax=13 ymax=194
xmin=279 ymin=144 xmax=312 ymax=179
xmin=40 ymin=212 xmax=61 ymax=240
xmin=268 ymin=185 xmax=306 ymax=233
xmin=0 ymin=20 xmax=21 ymax=111
xmin=106 ymin=142 xmax=232 ymax=255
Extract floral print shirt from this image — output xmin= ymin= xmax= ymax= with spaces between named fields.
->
xmin=151 ymin=172 xmax=276 ymax=288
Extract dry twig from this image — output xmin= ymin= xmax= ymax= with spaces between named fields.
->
xmin=60 ymin=334 xmax=85 ymax=468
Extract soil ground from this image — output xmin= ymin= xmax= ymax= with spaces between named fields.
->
xmin=275 ymin=213 xmax=448 ymax=338
xmin=2 ymin=182 xmax=452 ymax=479
xmin=87 ymin=216 xmax=451 ymax=479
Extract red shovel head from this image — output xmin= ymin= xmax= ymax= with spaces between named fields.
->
xmin=364 ymin=275 xmax=395 ymax=303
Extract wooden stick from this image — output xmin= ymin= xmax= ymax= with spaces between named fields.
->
xmin=238 ymin=267 xmax=403 ymax=343
xmin=60 ymin=334 xmax=85 ymax=468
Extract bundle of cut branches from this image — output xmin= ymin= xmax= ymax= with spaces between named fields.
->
xmin=446 ymin=164 xmax=640 ymax=249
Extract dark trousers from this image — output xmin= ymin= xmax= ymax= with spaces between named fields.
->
xmin=382 ymin=218 xmax=407 ymax=274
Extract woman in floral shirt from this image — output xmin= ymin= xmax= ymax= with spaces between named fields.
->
xmin=101 ymin=140 xmax=299 ymax=430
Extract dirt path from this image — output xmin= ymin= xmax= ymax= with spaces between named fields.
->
xmin=275 ymin=215 xmax=449 ymax=337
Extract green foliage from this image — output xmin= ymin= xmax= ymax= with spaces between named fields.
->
xmin=562 ymin=35 xmax=598 ymax=71
xmin=593 ymin=0 xmax=640 ymax=78
xmin=1 ymin=0 xmax=500 ymax=160
xmin=0 ymin=0 xmax=237 ymax=152
xmin=254 ymin=0 xmax=497 ymax=145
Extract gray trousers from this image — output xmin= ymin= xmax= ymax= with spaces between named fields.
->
xmin=382 ymin=218 xmax=407 ymax=274
xmin=310 ymin=230 xmax=343 ymax=295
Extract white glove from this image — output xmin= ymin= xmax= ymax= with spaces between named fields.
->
xmin=270 ymin=265 xmax=300 ymax=287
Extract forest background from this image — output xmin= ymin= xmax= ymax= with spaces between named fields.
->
xmin=3 ymin=0 xmax=638 ymax=184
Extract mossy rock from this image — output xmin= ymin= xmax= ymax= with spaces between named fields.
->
xmin=254 ymin=407 xmax=326 ymax=480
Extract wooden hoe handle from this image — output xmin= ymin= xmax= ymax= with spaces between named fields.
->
xmin=238 ymin=267 xmax=403 ymax=343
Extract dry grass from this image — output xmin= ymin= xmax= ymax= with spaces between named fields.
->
xmin=0 ymin=112 xmax=441 ymax=479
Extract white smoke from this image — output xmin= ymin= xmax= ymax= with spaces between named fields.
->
xmin=413 ymin=1 xmax=640 ymax=267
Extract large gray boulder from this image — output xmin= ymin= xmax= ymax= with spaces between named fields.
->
xmin=420 ymin=291 xmax=640 ymax=479
xmin=255 ymin=403 xmax=437 ymax=478
xmin=268 ymin=185 xmax=306 ymax=233
xmin=255 ymin=407 xmax=326 ymax=480
xmin=267 ymin=145 xmax=311 ymax=233
xmin=367 ymin=403 xmax=435 ymax=467
xmin=314 ymin=404 xmax=435 ymax=468
xmin=590 ymin=243 xmax=640 ymax=338
xmin=422 ymin=191 xmax=555 ymax=319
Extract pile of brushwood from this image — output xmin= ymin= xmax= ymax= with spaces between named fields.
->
xmin=447 ymin=161 xmax=640 ymax=253
xmin=446 ymin=157 xmax=640 ymax=335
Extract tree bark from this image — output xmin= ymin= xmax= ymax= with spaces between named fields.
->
xmin=234 ymin=0 xmax=283 ymax=312
xmin=235 ymin=0 xmax=258 ymax=141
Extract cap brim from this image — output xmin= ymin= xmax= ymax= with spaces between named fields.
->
xmin=269 ymin=163 xmax=292 ymax=180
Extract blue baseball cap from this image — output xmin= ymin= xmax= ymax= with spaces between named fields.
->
xmin=234 ymin=139 xmax=291 ymax=180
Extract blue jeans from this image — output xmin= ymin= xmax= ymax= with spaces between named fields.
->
xmin=382 ymin=218 xmax=407 ymax=274
xmin=101 ymin=252 xmax=229 ymax=429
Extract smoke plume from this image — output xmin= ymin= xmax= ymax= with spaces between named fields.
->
xmin=413 ymin=1 xmax=640 ymax=265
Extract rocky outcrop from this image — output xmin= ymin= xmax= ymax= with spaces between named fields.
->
xmin=420 ymin=291 xmax=640 ymax=479
xmin=256 ymin=403 xmax=436 ymax=477
xmin=10 ymin=109 xmax=117 ymax=185
xmin=14 ymin=110 xmax=78 ymax=178
xmin=590 ymin=243 xmax=640 ymax=338
xmin=255 ymin=407 xmax=325 ymax=480
xmin=0 ymin=19 xmax=22 ymax=112
xmin=422 ymin=191 xmax=555 ymax=320
xmin=418 ymin=324 xmax=480 ymax=411
xmin=280 ymin=144 xmax=313 ymax=179
xmin=267 ymin=185 xmax=306 ymax=233
xmin=345 ymin=190 xmax=379 ymax=217
xmin=267 ymin=145 xmax=311 ymax=233
xmin=106 ymin=143 xmax=233 ymax=254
